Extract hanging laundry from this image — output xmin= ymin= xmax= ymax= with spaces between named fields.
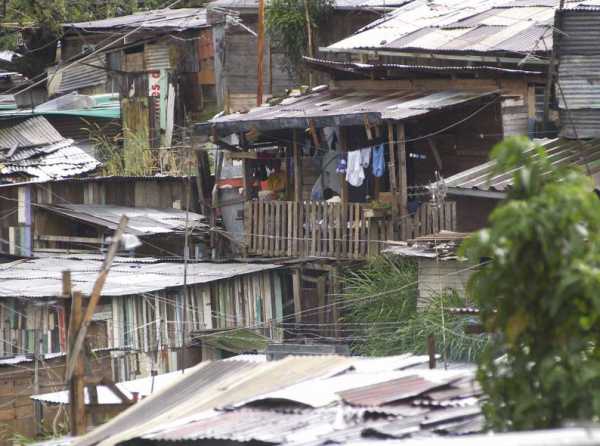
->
xmin=336 ymin=154 xmax=347 ymax=174
xmin=302 ymin=138 xmax=312 ymax=156
xmin=372 ymin=143 xmax=385 ymax=177
xmin=360 ymin=147 xmax=371 ymax=168
xmin=346 ymin=150 xmax=365 ymax=187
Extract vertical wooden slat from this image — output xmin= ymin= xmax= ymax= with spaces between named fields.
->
xmin=298 ymin=201 xmax=304 ymax=257
xmin=432 ymin=205 xmax=439 ymax=235
xmin=353 ymin=204 xmax=360 ymax=259
xmin=257 ymin=202 xmax=264 ymax=255
xmin=275 ymin=202 xmax=280 ymax=255
xmin=360 ymin=207 xmax=367 ymax=257
xmin=335 ymin=203 xmax=342 ymax=258
xmin=311 ymin=202 xmax=316 ymax=257
xmin=397 ymin=123 xmax=408 ymax=220
xmin=328 ymin=203 xmax=334 ymax=256
xmin=451 ymin=201 xmax=457 ymax=231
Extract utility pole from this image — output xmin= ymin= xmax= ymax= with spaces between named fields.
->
xmin=303 ymin=0 xmax=314 ymax=87
xmin=257 ymin=0 xmax=265 ymax=106
xmin=181 ymin=149 xmax=192 ymax=373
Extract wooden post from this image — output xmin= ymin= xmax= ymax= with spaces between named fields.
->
xmin=194 ymin=147 xmax=211 ymax=216
xmin=242 ymin=159 xmax=252 ymax=201
xmin=292 ymin=269 xmax=302 ymax=324
xmin=292 ymin=130 xmax=302 ymax=203
xmin=69 ymin=291 xmax=86 ymax=436
xmin=338 ymin=127 xmax=349 ymax=204
xmin=84 ymin=342 xmax=99 ymax=427
xmin=256 ymin=0 xmax=265 ymax=106
xmin=387 ymin=123 xmax=399 ymax=240
xmin=317 ymin=275 xmax=326 ymax=335
xmin=397 ymin=124 xmax=408 ymax=240
xmin=65 ymin=216 xmax=129 ymax=382
xmin=427 ymin=334 xmax=436 ymax=369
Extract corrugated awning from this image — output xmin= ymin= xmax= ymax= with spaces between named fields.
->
xmin=38 ymin=203 xmax=208 ymax=236
xmin=207 ymin=88 xmax=499 ymax=135
xmin=439 ymin=138 xmax=600 ymax=198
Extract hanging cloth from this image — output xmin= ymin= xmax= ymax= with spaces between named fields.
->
xmin=346 ymin=150 xmax=365 ymax=187
xmin=336 ymin=154 xmax=347 ymax=174
xmin=360 ymin=147 xmax=371 ymax=168
xmin=372 ymin=143 xmax=385 ymax=178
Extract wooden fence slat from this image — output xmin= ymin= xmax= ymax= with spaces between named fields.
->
xmin=328 ymin=204 xmax=334 ymax=256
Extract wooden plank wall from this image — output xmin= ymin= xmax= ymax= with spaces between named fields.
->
xmin=245 ymin=201 xmax=457 ymax=258
xmin=0 ymin=353 xmax=112 ymax=445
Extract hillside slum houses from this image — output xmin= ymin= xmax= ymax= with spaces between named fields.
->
xmin=31 ymin=354 xmax=485 ymax=445
xmin=206 ymin=0 xmax=410 ymax=111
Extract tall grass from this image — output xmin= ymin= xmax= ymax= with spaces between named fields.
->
xmin=341 ymin=256 xmax=489 ymax=362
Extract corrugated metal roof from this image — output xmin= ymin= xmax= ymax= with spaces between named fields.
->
xmin=0 ymin=115 xmax=63 ymax=148
xmin=208 ymin=0 xmax=410 ymax=11
xmin=324 ymin=0 xmax=595 ymax=60
xmin=64 ymin=8 xmax=209 ymax=32
xmin=304 ymin=56 xmax=543 ymax=76
xmin=440 ymin=138 xmax=600 ymax=195
xmin=81 ymin=357 xmax=480 ymax=446
xmin=74 ymin=356 xmax=355 ymax=446
xmin=0 ymin=255 xmax=282 ymax=298
xmin=40 ymin=204 xmax=208 ymax=236
xmin=339 ymin=375 xmax=451 ymax=406
xmin=0 ymin=117 xmax=100 ymax=184
xmin=208 ymin=87 xmax=498 ymax=134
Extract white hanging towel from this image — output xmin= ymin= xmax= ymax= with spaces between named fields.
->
xmin=360 ymin=147 xmax=371 ymax=168
xmin=346 ymin=150 xmax=365 ymax=187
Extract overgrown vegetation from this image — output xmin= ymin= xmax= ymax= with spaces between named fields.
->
xmin=266 ymin=0 xmax=334 ymax=79
xmin=341 ymin=256 xmax=489 ymax=362
xmin=462 ymin=136 xmax=600 ymax=431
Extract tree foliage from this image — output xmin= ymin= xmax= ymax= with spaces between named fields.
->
xmin=462 ymin=136 xmax=600 ymax=431
xmin=342 ymin=256 xmax=488 ymax=362
xmin=265 ymin=0 xmax=333 ymax=79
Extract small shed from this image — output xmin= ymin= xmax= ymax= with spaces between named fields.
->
xmin=383 ymin=231 xmax=473 ymax=309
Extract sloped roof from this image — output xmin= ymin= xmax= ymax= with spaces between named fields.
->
xmin=440 ymin=138 xmax=600 ymax=197
xmin=208 ymin=0 xmax=411 ymax=11
xmin=70 ymin=355 xmax=482 ymax=446
xmin=324 ymin=0 xmax=599 ymax=61
xmin=208 ymin=87 xmax=499 ymax=134
xmin=0 ymin=254 xmax=282 ymax=298
xmin=64 ymin=8 xmax=209 ymax=32
xmin=39 ymin=204 xmax=208 ymax=236
xmin=0 ymin=116 xmax=100 ymax=184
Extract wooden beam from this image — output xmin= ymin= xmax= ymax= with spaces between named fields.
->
xmin=308 ymin=119 xmax=320 ymax=149
xmin=65 ymin=216 xmax=128 ymax=382
xmin=317 ymin=275 xmax=326 ymax=330
xmin=387 ymin=123 xmax=399 ymax=240
xmin=225 ymin=151 xmax=258 ymax=160
xmin=36 ymin=235 xmax=104 ymax=244
xmin=292 ymin=130 xmax=302 ymax=203
xmin=68 ymin=291 xmax=86 ymax=436
xmin=292 ymin=269 xmax=302 ymax=323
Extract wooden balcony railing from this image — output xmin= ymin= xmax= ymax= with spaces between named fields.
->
xmin=244 ymin=201 xmax=456 ymax=259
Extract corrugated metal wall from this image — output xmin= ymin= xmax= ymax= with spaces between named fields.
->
xmin=145 ymin=42 xmax=172 ymax=71
xmin=57 ymin=54 xmax=108 ymax=94
xmin=556 ymin=9 xmax=600 ymax=137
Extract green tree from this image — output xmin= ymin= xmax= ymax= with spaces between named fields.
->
xmin=266 ymin=0 xmax=333 ymax=79
xmin=342 ymin=256 xmax=488 ymax=362
xmin=462 ymin=136 xmax=600 ymax=431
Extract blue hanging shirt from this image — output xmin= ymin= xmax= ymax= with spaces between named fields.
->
xmin=372 ymin=144 xmax=385 ymax=177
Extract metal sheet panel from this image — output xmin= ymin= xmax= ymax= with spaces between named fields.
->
xmin=208 ymin=88 xmax=499 ymax=134
xmin=0 ymin=255 xmax=283 ymax=298
xmin=57 ymin=54 xmax=107 ymax=94
xmin=441 ymin=138 xmax=600 ymax=193
xmin=40 ymin=203 xmax=208 ymax=236
xmin=65 ymin=8 xmax=209 ymax=32
xmin=557 ymin=9 xmax=600 ymax=56
xmin=145 ymin=42 xmax=172 ymax=71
